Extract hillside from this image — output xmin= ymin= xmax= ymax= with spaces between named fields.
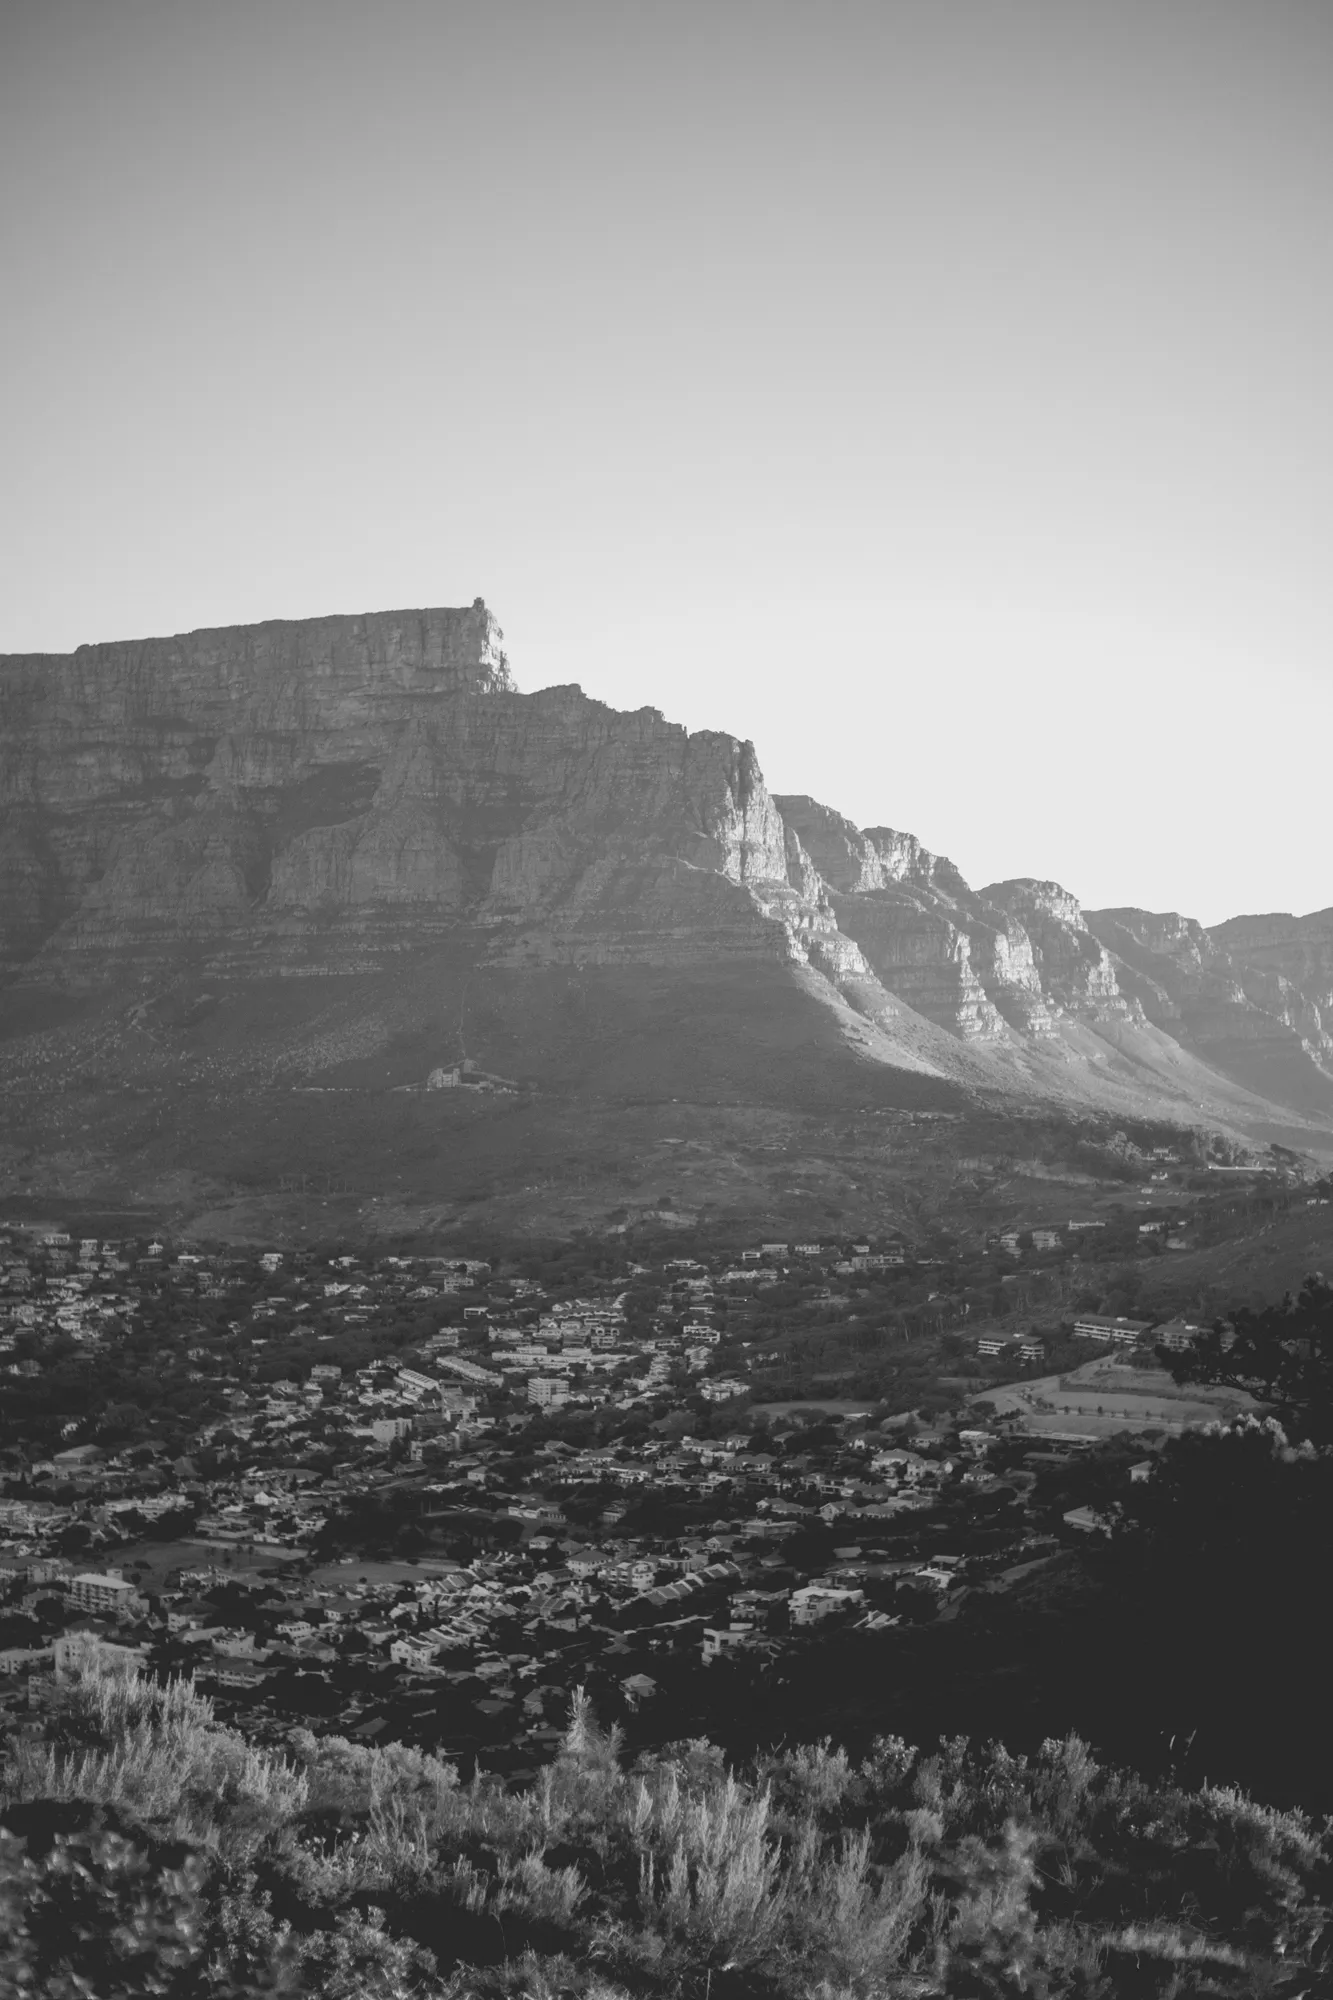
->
xmin=2 ymin=604 xmax=1330 ymax=1239
xmin=4 ymin=1660 xmax=1327 ymax=1998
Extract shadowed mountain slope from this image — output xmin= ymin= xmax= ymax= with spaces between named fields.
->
xmin=1 ymin=604 xmax=1329 ymax=1233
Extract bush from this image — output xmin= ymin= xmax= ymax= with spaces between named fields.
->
xmin=0 ymin=1659 xmax=1327 ymax=1996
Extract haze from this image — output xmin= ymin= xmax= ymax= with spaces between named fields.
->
xmin=2 ymin=0 xmax=1329 ymax=926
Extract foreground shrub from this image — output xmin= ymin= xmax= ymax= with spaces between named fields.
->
xmin=1 ymin=1658 xmax=1328 ymax=1997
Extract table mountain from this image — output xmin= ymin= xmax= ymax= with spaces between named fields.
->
xmin=1 ymin=603 xmax=1329 ymax=1233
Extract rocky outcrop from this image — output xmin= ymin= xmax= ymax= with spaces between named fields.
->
xmin=1207 ymin=910 xmax=1333 ymax=1068
xmin=0 ymin=609 xmax=892 ymax=1032
xmin=775 ymin=797 xmax=1005 ymax=1038
xmin=982 ymin=880 xmax=1140 ymax=1023
xmin=775 ymin=800 xmax=1073 ymax=1040
xmin=0 ymin=605 xmax=510 ymax=973
xmin=2 ymin=603 xmax=1330 ymax=1152
xmin=1085 ymin=905 xmax=1333 ymax=1114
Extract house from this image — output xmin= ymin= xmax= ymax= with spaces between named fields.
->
xmin=702 ymin=1622 xmax=757 ymax=1661
xmin=0 ymin=1646 xmax=49 ymax=1675
xmin=1155 ymin=1320 xmax=1202 ymax=1351
xmin=790 ymin=1584 xmax=864 ymax=1626
xmin=871 ymin=1449 xmax=929 ymax=1483
xmin=915 ymin=1563 xmax=962 ymax=1591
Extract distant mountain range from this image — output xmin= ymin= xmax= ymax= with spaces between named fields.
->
xmin=1 ymin=604 xmax=1329 ymax=1232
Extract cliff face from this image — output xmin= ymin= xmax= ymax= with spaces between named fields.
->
xmin=0 ymin=606 xmax=507 ymax=971
xmin=0 ymin=606 xmax=824 ymax=984
xmin=774 ymin=800 xmax=1126 ymax=1042
xmin=1207 ymin=910 xmax=1333 ymax=1065
xmin=981 ymin=880 xmax=1140 ymax=1024
xmin=1086 ymin=905 xmax=1333 ymax=1115
xmin=1 ymin=603 xmax=1330 ymax=1197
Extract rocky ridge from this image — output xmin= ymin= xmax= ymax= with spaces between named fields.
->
xmin=1 ymin=603 xmax=1331 ymax=1191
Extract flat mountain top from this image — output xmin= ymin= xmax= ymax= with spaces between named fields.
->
xmin=2 ymin=605 xmax=1330 ymax=1235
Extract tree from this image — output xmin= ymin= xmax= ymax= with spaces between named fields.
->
xmin=1164 ymin=1273 xmax=1333 ymax=1440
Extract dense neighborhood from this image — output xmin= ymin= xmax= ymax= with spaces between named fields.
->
xmin=4 ymin=1160 xmax=1319 ymax=1772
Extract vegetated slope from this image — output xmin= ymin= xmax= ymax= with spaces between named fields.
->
xmin=3 ymin=1659 xmax=1327 ymax=1998
xmin=1 ymin=605 xmax=1330 ymax=1232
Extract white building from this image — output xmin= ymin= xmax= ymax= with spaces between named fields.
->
xmin=790 ymin=1584 xmax=864 ymax=1626
xmin=68 ymin=1572 xmax=142 ymax=1616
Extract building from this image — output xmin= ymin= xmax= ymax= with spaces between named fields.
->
xmin=53 ymin=1633 xmax=145 ymax=1682
xmin=976 ymin=1332 xmax=1043 ymax=1363
xmin=390 ymin=1633 xmax=446 ymax=1670
xmin=790 ymin=1584 xmax=865 ymax=1626
xmin=369 ymin=1417 xmax=412 ymax=1444
xmin=915 ymin=1562 xmax=963 ymax=1591
xmin=67 ymin=1572 xmax=142 ymax=1616
xmin=1155 ymin=1319 xmax=1203 ymax=1351
xmin=1072 ymin=1314 xmax=1152 ymax=1346
xmin=699 ymin=1377 xmax=748 ymax=1402
xmin=702 ymin=1622 xmax=757 ymax=1661
xmin=396 ymin=1368 xmax=439 ymax=1398
xmin=528 ymin=1377 xmax=569 ymax=1408
xmin=434 ymin=1353 xmax=502 ymax=1387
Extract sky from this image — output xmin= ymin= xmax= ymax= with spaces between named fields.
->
xmin=2 ymin=0 xmax=1330 ymax=926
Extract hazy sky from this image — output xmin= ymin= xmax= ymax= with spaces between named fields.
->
xmin=3 ymin=1 xmax=1330 ymax=925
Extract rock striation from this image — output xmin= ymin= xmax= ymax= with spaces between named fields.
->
xmin=1207 ymin=909 xmax=1333 ymax=1067
xmin=980 ymin=880 xmax=1140 ymax=1024
xmin=1 ymin=602 xmax=1330 ymax=1154
xmin=0 ymin=605 xmax=816 ymax=983
xmin=1086 ymin=905 xmax=1333 ymax=1116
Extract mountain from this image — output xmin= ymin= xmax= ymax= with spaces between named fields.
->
xmin=1 ymin=603 xmax=1329 ymax=1239
xmin=1083 ymin=907 xmax=1333 ymax=1123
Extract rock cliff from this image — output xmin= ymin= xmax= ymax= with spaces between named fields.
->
xmin=1 ymin=603 xmax=1330 ymax=1223
xmin=980 ymin=880 xmax=1140 ymax=1024
xmin=1086 ymin=905 xmax=1333 ymax=1117
xmin=0 ymin=606 xmax=820 ymax=984
xmin=1207 ymin=910 xmax=1333 ymax=1066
